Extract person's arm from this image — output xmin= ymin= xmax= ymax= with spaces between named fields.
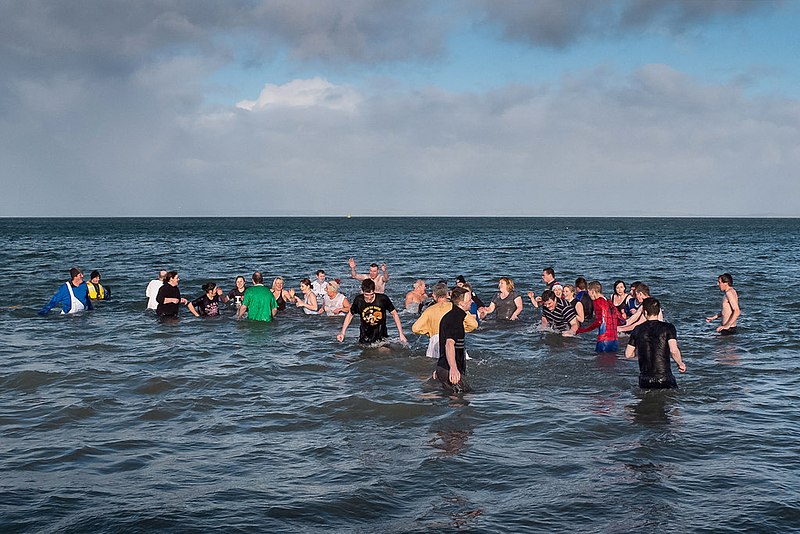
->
xmin=527 ymin=291 xmax=539 ymax=308
xmin=38 ymin=285 xmax=66 ymax=315
xmin=337 ymin=312 xmax=354 ymax=341
xmin=390 ymin=310 xmax=407 ymax=343
xmin=381 ymin=263 xmax=389 ymax=283
xmin=236 ymin=304 xmax=248 ymax=319
xmin=187 ymin=301 xmax=200 ymax=317
xmin=348 ymin=258 xmax=366 ymax=280
xmin=472 ymin=293 xmax=485 ymax=308
xmin=338 ymin=297 xmax=351 ymax=315
xmin=706 ymin=312 xmax=719 ymax=322
xmin=478 ymin=302 xmax=496 ymax=319
xmin=444 ymin=338 xmax=460 ymax=385
xmin=405 ymin=292 xmax=415 ymax=310
xmin=510 ymin=296 xmax=523 ymax=321
xmin=574 ymin=301 xmax=585 ymax=323
xmin=576 ymin=309 xmax=602 ymax=334
xmin=618 ymin=306 xmax=644 ymax=333
xmin=563 ymin=317 xmax=578 ymax=337
xmin=668 ymin=339 xmax=686 ymax=372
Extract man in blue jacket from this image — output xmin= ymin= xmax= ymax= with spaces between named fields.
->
xmin=38 ymin=267 xmax=93 ymax=315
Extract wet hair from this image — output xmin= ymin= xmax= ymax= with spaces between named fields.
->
xmin=575 ymin=277 xmax=587 ymax=290
xmin=164 ymin=271 xmax=178 ymax=284
xmin=587 ymin=280 xmax=602 ymax=293
xmin=635 ymin=283 xmax=651 ymax=297
xmin=361 ymin=278 xmax=376 ymax=292
xmin=235 ymin=276 xmax=245 ymax=284
xmin=432 ymin=282 xmax=449 ymax=299
xmin=719 ymin=273 xmax=733 ymax=286
xmin=327 ymin=280 xmax=340 ymax=292
xmin=300 ymin=278 xmax=312 ymax=288
xmin=543 ymin=267 xmax=555 ymax=277
xmin=642 ymin=297 xmax=660 ymax=317
xmin=252 ymin=271 xmax=264 ymax=285
xmin=630 ymin=281 xmax=641 ymax=292
xmin=369 ymin=263 xmax=379 ymax=269
xmin=272 ymin=276 xmax=284 ymax=288
xmin=316 ymin=270 xmax=325 ymax=276
xmin=613 ymin=280 xmax=626 ymax=293
xmin=499 ymin=277 xmax=515 ymax=291
xmin=159 ymin=270 xmax=167 ymax=280
xmin=69 ymin=267 xmax=83 ymax=279
xmin=90 ymin=270 xmax=100 ymax=280
xmin=455 ymin=275 xmax=467 ymax=284
xmin=202 ymin=282 xmax=217 ymax=293
xmin=540 ymin=289 xmax=556 ymax=302
xmin=563 ymin=284 xmax=575 ymax=296
xmin=414 ymin=279 xmax=426 ymax=289
xmin=450 ymin=286 xmax=469 ymax=304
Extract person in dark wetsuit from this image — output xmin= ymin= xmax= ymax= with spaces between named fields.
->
xmin=625 ymin=297 xmax=686 ymax=389
xmin=433 ymin=286 xmax=474 ymax=394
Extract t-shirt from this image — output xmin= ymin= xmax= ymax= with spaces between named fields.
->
xmin=491 ymin=291 xmax=520 ymax=320
xmin=228 ymin=287 xmax=246 ymax=308
xmin=156 ymin=284 xmax=181 ymax=317
xmin=146 ymin=279 xmax=163 ymax=310
xmin=628 ymin=321 xmax=678 ymax=381
xmin=242 ymin=285 xmax=277 ymax=322
xmin=191 ymin=294 xmax=221 ymax=316
xmin=311 ymin=280 xmax=328 ymax=303
xmin=436 ymin=305 xmax=467 ymax=373
xmin=350 ymin=293 xmax=396 ymax=344
xmin=576 ymin=297 xmax=620 ymax=342
xmin=542 ymin=298 xmax=578 ymax=331
xmin=323 ymin=292 xmax=347 ymax=316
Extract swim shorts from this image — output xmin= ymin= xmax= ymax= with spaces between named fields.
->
xmin=720 ymin=326 xmax=738 ymax=336
xmin=595 ymin=340 xmax=619 ymax=353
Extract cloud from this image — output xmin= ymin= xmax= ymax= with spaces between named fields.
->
xmin=473 ymin=0 xmax=782 ymax=48
xmin=236 ymin=78 xmax=361 ymax=111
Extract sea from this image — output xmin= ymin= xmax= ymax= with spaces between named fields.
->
xmin=1 ymin=217 xmax=799 ymax=533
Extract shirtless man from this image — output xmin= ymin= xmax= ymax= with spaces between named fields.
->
xmin=348 ymin=258 xmax=389 ymax=294
xmin=405 ymin=279 xmax=429 ymax=313
xmin=706 ymin=273 xmax=740 ymax=335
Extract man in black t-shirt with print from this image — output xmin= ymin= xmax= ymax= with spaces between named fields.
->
xmin=337 ymin=279 xmax=407 ymax=344
xmin=434 ymin=286 xmax=473 ymax=394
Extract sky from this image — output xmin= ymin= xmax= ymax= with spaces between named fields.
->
xmin=1 ymin=0 xmax=798 ymax=217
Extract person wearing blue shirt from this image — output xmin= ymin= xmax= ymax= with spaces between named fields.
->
xmin=38 ymin=267 xmax=93 ymax=315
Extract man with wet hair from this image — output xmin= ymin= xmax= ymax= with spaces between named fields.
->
xmin=706 ymin=273 xmax=740 ymax=335
xmin=337 ymin=278 xmax=406 ymax=344
xmin=347 ymin=258 xmax=389 ymax=294
xmin=626 ymin=297 xmax=686 ymax=389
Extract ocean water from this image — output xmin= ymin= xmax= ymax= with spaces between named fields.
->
xmin=1 ymin=217 xmax=799 ymax=533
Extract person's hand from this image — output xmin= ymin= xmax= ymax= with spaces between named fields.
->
xmin=381 ymin=263 xmax=387 ymax=273
xmin=180 ymin=298 xmax=187 ymax=305
xmin=716 ymin=325 xmax=726 ymax=333
xmin=706 ymin=314 xmax=718 ymax=323
xmin=336 ymin=333 xmax=345 ymax=342
xmin=527 ymin=291 xmax=535 ymax=299
xmin=678 ymin=362 xmax=687 ymax=373
xmin=449 ymin=367 xmax=461 ymax=386
xmin=510 ymin=314 xmax=519 ymax=321
xmin=399 ymin=333 xmax=407 ymax=344
xmin=561 ymin=330 xmax=575 ymax=337
xmin=348 ymin=258 xmax=356 ymax=269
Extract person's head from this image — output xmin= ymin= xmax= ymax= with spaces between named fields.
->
xmin=235 ymin=276 xmax=246 ymax=289
xmin=159 ymin=270 xmax=167 ymax=281
xmin=562 ymin=284 xmax=576 ymax=301
xmin=432 ymin=282 xmax=449 ymax=301
xmin=587 ymin=280 xmax=602 ymax=299
xmin=499 ymin=277 xmax=515 ymax=292
xmin=69 ymin=267 xmax=83 ymax=283
xmin=450 ymin=286 xmax=472 ymax=310
xmin=90 ymin=270 xmax=101 ymax=283
xmin=540 ymin=289 xmax=557 ymax=310
xmin=413 ymin=279 xmax=426 ymax=293
xmin=315 ymin=270 xmax=326 ymax=282
xmin=455 ymin=275 xmax=467 ymax=287
xmin=718 ymin=273 xmax=733 ymax=289
xmin=165 ymin=271 xmax=179 ymax=286
xmin=272 ymin=276 xmax=284 ymax=290
xmin=252 ymin=271 xmax=263 ymax=285
xmin=552 ymin=283 xmax=563 ymax=299
xmin=542 ymin=267 xmax=555 ymax=284
xmin=575 ymin=277 xmax=587 ymax=290
xmin=369 ymin=263 xmax=379 ymax=278
xmin=634 ymin=283 xmax=650 ymax=302
xmin=629 ymin=281 xmax=641 ymax=296
xmin=641 ymin=297 xmax=661 ymax=318
xmin=613 ymin=280 xmax=626 ymax=296
xmin=300 ymin=278 xmax=312 ymax=292
xmin=202 ymin=281 xmax=217 ymax=295
xmin=326 ymin=280 xmax=340 ymax=296
xmin=361 ymin=278 xmax=376 ymax=302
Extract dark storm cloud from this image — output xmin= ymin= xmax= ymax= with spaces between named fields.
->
xmin=474 ymin=0 xmax=782 ymax=48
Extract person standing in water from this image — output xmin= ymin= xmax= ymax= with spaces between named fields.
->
xmin=348 ymin=258 xmax=390 ymax=294
xmin=706 ymin=273 xmax=740 ymax=335
xmin=626 ymin=297 xmax=686 ymax=389
xmin=38 ymin=267 xmax=93 ymax=315
xmin=576 ymin=281 xmax=622 ymax=353
xmin=337 ymin=279 xmax=407 ymax=344
xmin=433 ymin=286 xmax=474 ymax=395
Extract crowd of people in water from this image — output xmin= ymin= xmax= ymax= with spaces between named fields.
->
xmin=38 ymin=260 xmax=741 ymax=395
